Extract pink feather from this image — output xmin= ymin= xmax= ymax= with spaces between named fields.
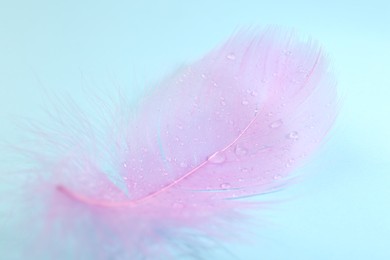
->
xmin=3 ymin=28 xmax=337 ymax=259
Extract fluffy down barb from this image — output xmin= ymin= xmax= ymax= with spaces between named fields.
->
xmin=1 ymin=28 xmax=337 ymax=259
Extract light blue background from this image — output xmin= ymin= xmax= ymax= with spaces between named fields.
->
xmin=0 ymin=1 xmax=389 ymax=259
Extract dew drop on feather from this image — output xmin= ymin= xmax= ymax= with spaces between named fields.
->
xmin=235 ymin=145 xmax=248 ymax=156
xmin=208 ymin=151 xmax=226 ymax=164
xmin=287 ymin=131 xmax=299 ymax=140
xmin=226 ymin=53 xmax=236 ymax=60
xmin=220 ymin=183 xmax=231 ymax=189
xmin=269 ymin=120 xmax=283 ymax=128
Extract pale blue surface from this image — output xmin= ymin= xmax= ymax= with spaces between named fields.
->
xmin=1 ymin=1 xmax=389 ymax=259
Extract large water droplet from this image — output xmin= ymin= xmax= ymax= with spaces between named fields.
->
xmin=180 ymin=162 xmax=188 ymax=168
xmin=269 ymin=120 xmax=283 ymax=128
xmin=220 ymin=183 xmax=231 ymax=189
xmin=287 ymin=131 xmax=299 ymax=140
xmin=208 ymin=151 xmax=226 ymax=164
xmin=242 ymin=100 xmax=249 ymax=105
xmin=235 ymin=145 xmax=248 ymax=156
xmin=226 ymin=53 xmax=236 ymax=60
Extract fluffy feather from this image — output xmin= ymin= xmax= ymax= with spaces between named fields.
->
xmin=1 ymin=28 xmax=337 ymax=259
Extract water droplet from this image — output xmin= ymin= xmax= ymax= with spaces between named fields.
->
xmin=220 ymin=101 xmax=226 ymax=106
xmin=287 ymin=131 xmax=299 ymax=140
xmin=235 ymin=145 xmax=248 ymax=156
xmin=269 ymin=120 xmax=283 ymax=128
xmin=173 ymin=202 xmax=184 ymax=209
xmin=123 ymin=163 xmax=128 ymax=168
xmin=208 ymin=151 xmax=226 ymax=164
xmin=226 ymin=53 xmax=236 ymax=60
xmin=273 ymin=175 xmax=282 ymax=180
xmin=240 ymin=168 xmax=249 ymax=173
xmin=256 ymin=145 xmax=270 ymax=153
xmin=201 ymin=73 xmax=207 ymax=79
xmin=180 ymin=162 xmax=188 ymax=168
xmin=220 ymin=183 xmax=231 ymax=189
xmin=242 ymin=100 xmax=249 ymax=105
